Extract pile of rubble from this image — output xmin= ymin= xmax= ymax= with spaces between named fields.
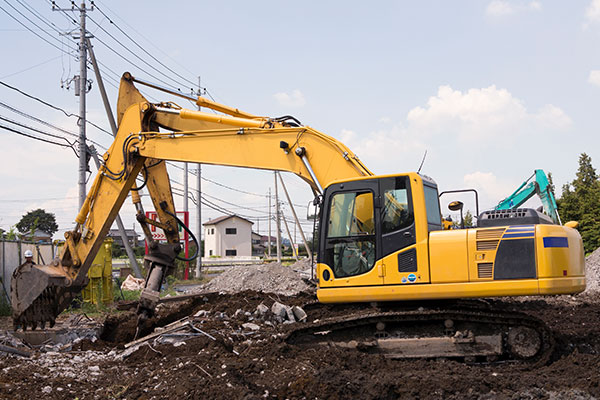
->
xmin=195 ymin=260 xmax=313 ymax=296
xmin=584 ymin=247 xmax=600 ymax=295
xmin=120 ymin=299 xmax=307 ymax=361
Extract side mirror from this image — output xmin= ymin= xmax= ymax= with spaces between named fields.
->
xmin=448 ymin=201 xmax=465 ymax=228
xmin=448 ymin=201 xmax=464 ymax=211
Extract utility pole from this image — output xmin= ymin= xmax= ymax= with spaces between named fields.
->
xmin=274 ymin=172 xmax=282 ymax=263
xmin=53 ymin=1 xmax=92 ymax=210
xmin=78 ymin=2 xmax=90 ymax=210
xmin=195 ymin=76 xmax=202 ymax=278
xmin=268 ymin=188 xmax=271 ymax=259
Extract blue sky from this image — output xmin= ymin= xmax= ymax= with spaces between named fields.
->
xmin=1 ymin=1 xmax=600 ymax=240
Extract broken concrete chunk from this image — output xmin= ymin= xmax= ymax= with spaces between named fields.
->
xmin=242 ymin=323 xmax=260 ymax=331
xmin=256 ymin=303 xmax=269 ymax=315
xmin=292 ymin=306 xmax=307 ymax=322
xmin=285 ymin=306 xmax=296 ymax=322
xmin=194 ymin=310 xmax=209 ymax=317
xmin=271 ymin=302 xmax=288 ymax=318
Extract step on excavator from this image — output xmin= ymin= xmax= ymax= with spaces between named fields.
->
xmin=11 ymin=73 xmax=585 ymax=363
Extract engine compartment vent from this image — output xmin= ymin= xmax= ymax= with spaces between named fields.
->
xmin=477 ymin=240 xmax=499 ymax=251
xmin=476 ymin=228 xmax=505 ymax=240
xmin=478 ymin=263 xmax=493 ymax=278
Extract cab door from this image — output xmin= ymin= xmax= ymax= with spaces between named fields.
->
xmin=375 ymin=176 xmax=421 ymax=284
xmin=318 ymin=179 xmax=383 ymax=287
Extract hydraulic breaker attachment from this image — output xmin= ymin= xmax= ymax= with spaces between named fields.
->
xmin=136 ymin=242 xmax=180 ymax=333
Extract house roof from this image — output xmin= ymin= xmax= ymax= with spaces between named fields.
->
xmin=203 ymin=214 xmax=254 ymax=226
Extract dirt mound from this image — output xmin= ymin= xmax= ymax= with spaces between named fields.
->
xmin=197 ymin=261 xmax=312 ymax=296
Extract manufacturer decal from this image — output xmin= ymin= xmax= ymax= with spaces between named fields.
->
xmin=401 ymin=276 xmax=408 ymax=283
xmin=407 ymin=273 xmax=417 ymax=283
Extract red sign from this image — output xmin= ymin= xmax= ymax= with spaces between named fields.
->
xmin=145 ymin=211 xmax=190 ymax=279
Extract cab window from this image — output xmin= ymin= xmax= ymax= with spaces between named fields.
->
xmin=325 ymin=191 xmax=376 ymax=278
xmin=381 ymin=177 xmax=413 ymax=234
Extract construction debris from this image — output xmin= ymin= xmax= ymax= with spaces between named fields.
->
xmin=121 ymin=275 xmax=145 ymax=291
xmin=584 ymin=247 xmax=600 ymax=295
xmin=192 ymin=260 xmax=313 ymax=296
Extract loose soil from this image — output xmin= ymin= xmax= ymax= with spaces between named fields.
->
xmin=0 ymin=252 xmax=599 ymax=399
xmin=0 ymin=291 xmax=598 ymax=399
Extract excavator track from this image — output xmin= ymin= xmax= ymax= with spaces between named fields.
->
xmin=286 ymin=305 xmax=554 ymax=366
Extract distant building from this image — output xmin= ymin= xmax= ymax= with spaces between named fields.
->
xmin=252 ymin=232 xmax=265 ymax=256
xmin=19 ymin=229 xmax=52 ymax=243
xmin=204 ymin=215 xmax=253 ymax=257
xmin=107 ymin=228 xmax=139 ymax=247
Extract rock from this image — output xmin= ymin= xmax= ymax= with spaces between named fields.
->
xmin=292 ymin=306 xmax=307 ymax=322
xmin=88 ymin=365 xmax=100 ymax=372
xmin=256 ymin=303 xmax=269 ymax=315
xmin=194 ymin=310 xmax=209 ymax=317
xmin=271 ymin=302 xmax=288 ymax=319
xmin=285 ymin=306 xmax=296 ymax=322
xmin=242 ymin=323 xmax=260 ymax=331
xmin=41 ymin=386 xmax=52 ymax=394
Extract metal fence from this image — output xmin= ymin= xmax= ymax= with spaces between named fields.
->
xmin=0 ymin=240 xmax=55 ymax=304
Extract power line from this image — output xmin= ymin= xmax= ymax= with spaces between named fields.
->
xmin=91 ymin=1 xmax=198 ymax=89
xmin=0 ymin=114 xmax=74 ymax=145
xmin=14 ymin=0 xmax=62 ymax=34
xmin=0 ymin=2 xmax=77 ymax=54
xmin=0 ymin=79 xmax=112 ymax=136
xmin=0 ymin=121 xmax=74 ymax=149
xmin=92 ymin=1 xmax=200 ymax=79
xmin=0 ymin=55 xmax=62 ymax=79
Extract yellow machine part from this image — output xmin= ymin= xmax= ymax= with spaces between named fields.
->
xmin=317 ymin=223 xmax=585 ymax=303
xmin=81 ymin=239 xmax=113 ymax=305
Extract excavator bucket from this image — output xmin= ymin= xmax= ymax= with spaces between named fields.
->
xmin=11 ymin=263 xmax=86 ymax=330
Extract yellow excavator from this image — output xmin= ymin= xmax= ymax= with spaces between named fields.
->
xmin=11 ymin=73 xmax=585 ymax=363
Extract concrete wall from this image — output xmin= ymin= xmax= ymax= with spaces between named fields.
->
xmin=0 ymin=240 xmax=55 ymax=303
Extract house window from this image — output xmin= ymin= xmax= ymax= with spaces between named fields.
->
xmin=225 ymin=228 xmax=237 ymax=235
xmin=209 ymin=250 xmax=213 ymax=256
xmin=211 ymin=228 xmax=215 ymax=234
xmin=226 ymin=249 xmax=237 ymax=256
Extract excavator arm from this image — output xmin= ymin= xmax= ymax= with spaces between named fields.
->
xmin=495 ymin=169 xmax=561 ymax=225
xmin=11 ymin=73 xmax=372 ymax=330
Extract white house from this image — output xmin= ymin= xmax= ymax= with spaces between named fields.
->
xmin=203 ymin=215 xmax=254 ymax=257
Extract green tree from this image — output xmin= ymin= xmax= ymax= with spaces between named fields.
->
xmin=557 ymin=153 xmax=600 ymax=253
xmin=16 ymin=209 xmax=58 ymax=237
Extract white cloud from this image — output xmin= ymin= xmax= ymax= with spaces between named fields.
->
xmin=463 ymin=171 xmax=515 ymax=210
xmin=486 ymin=1 xmax=514 ymax=16
xmin=485 ymin=1 xmax=541 ymax=17
xmin=338 ymin=126 xmax=426 ymax=175
xmin=378 ymin=116 xmax=392 ymax=123
xmin=589 ymin=70 xmax=600 ymax=87
xmin=586 ymin=0 xmax=600 ymax=24
xmin=406 ymin=85 xmax=570 ymax=141
xmin=534 ymin=104 xmax=572 ymax=129
xmin=273 ymin=89 xmax=306 ymax=107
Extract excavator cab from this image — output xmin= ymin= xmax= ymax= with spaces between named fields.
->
xmin=317 ymin=173 xmax=442 ymax=298
xmin=316 ymin=173 xmax=585 ymax=304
